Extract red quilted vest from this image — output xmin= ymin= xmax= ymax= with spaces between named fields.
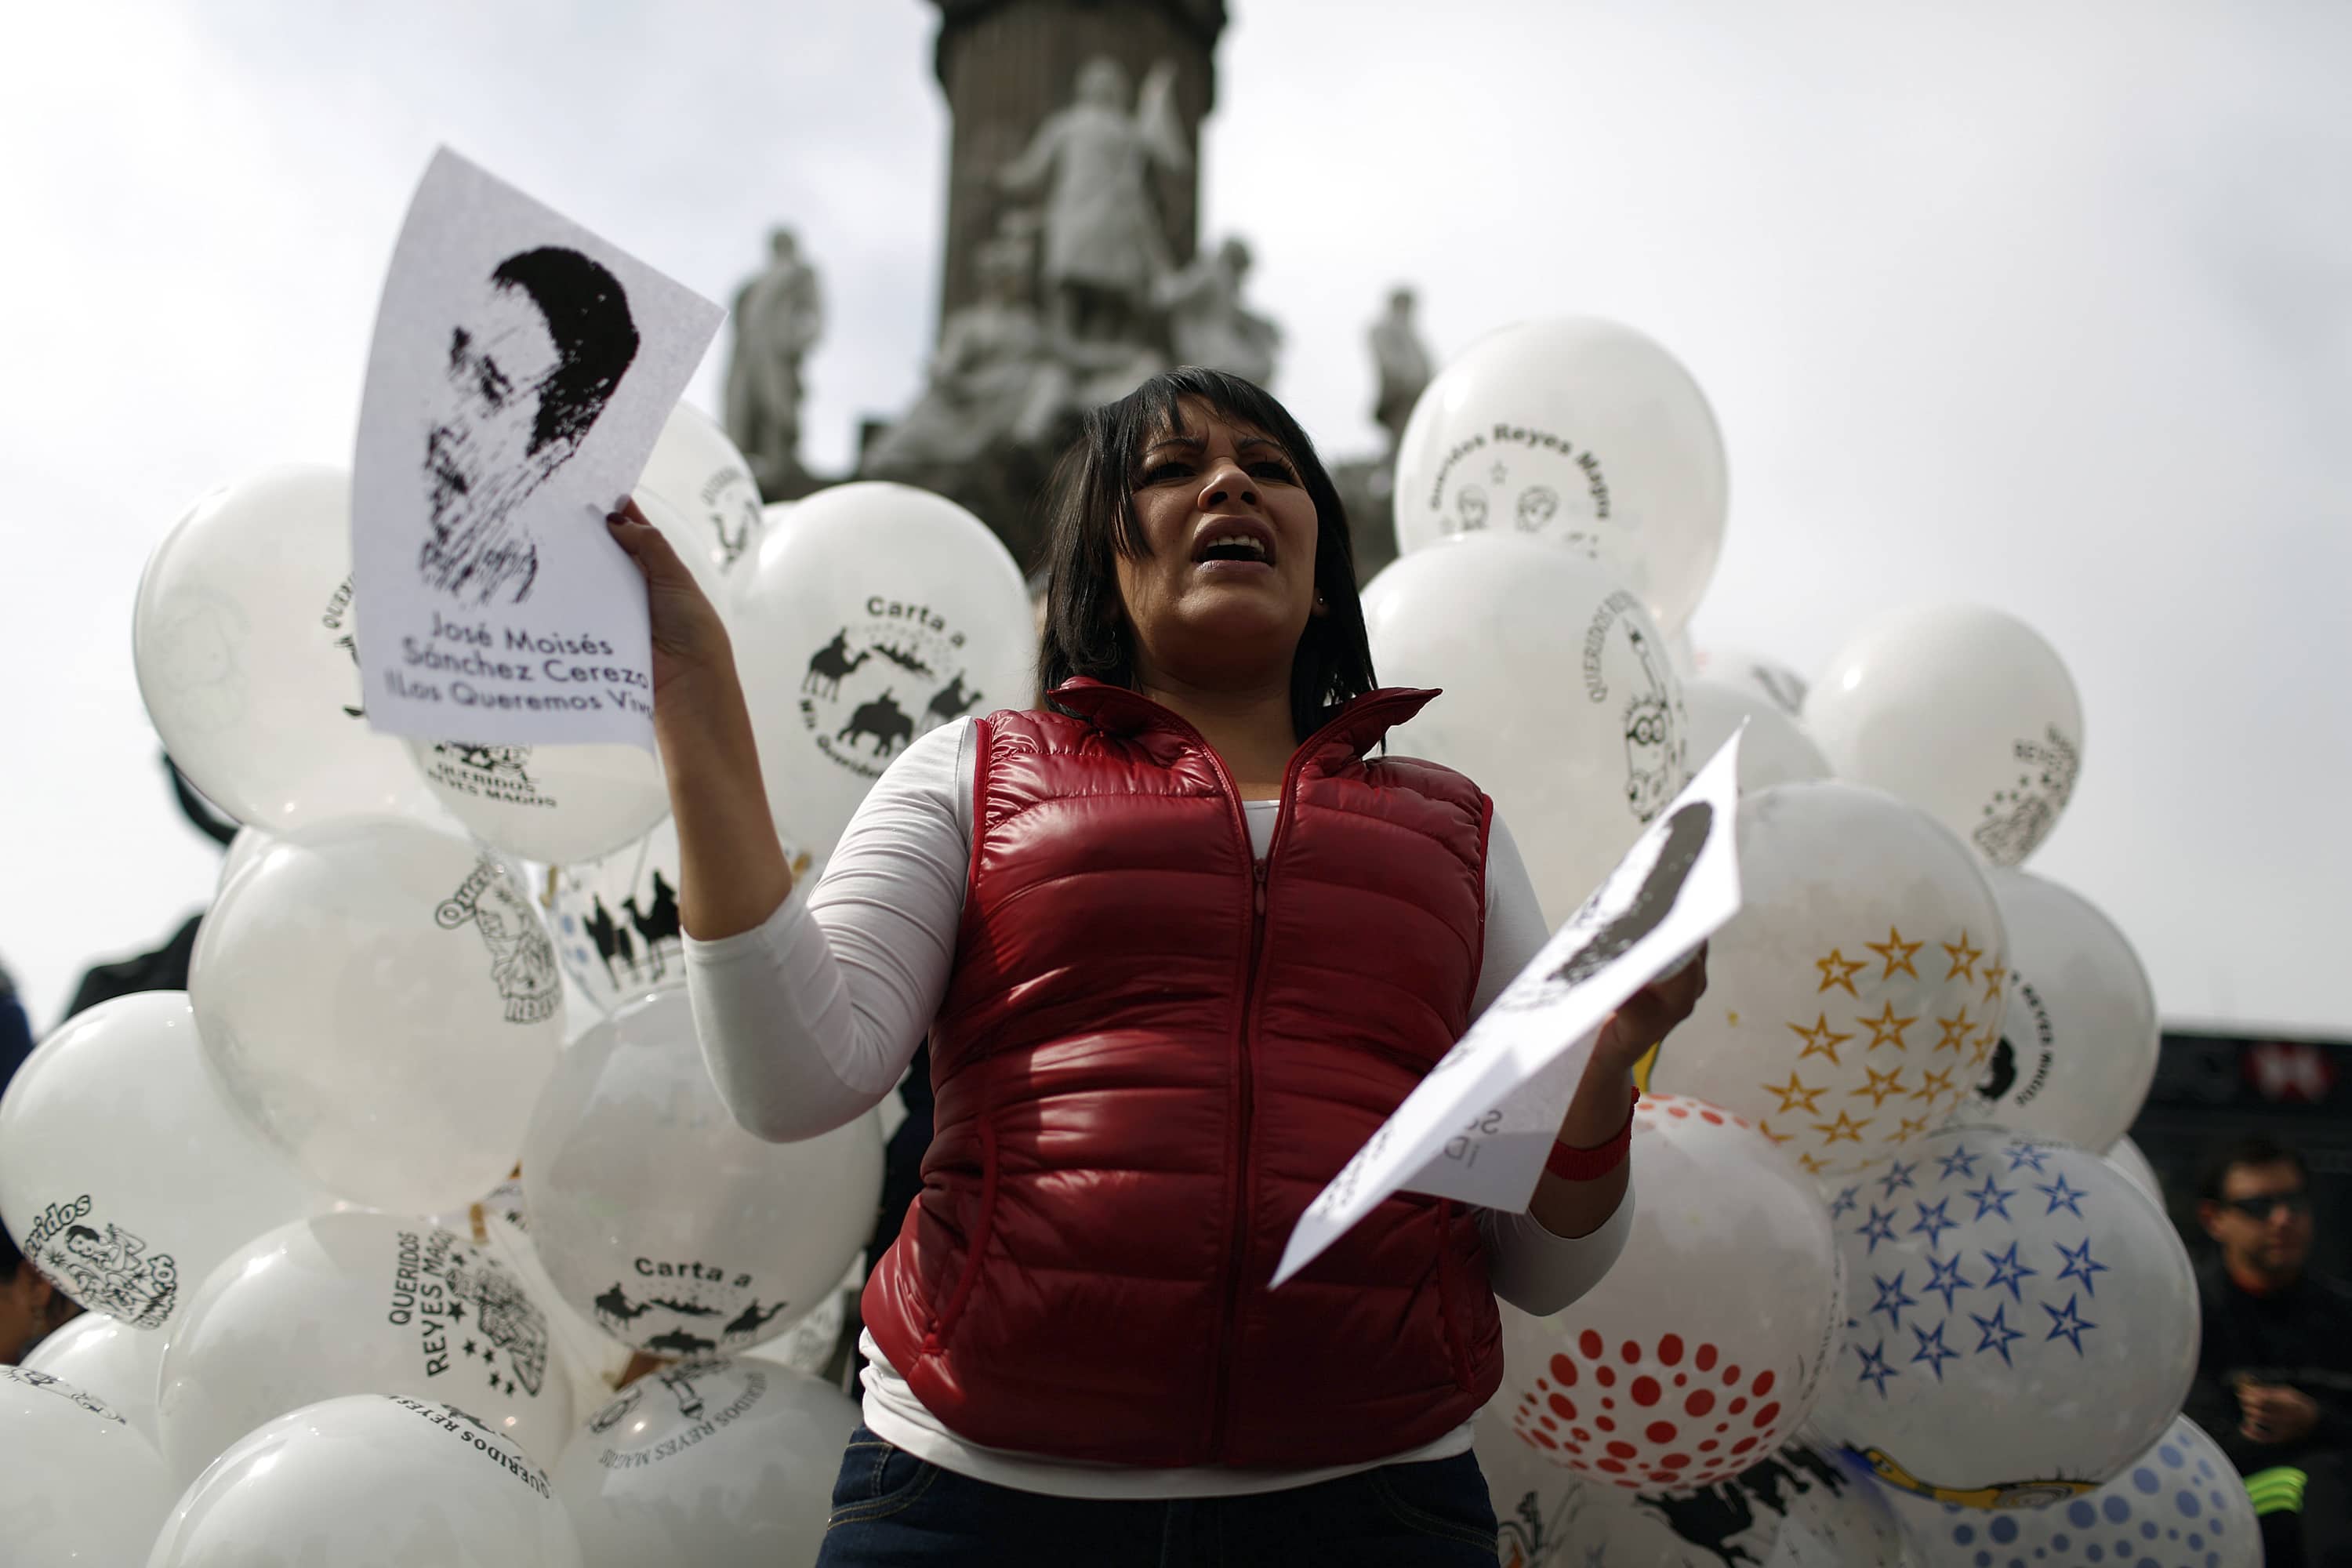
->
xmin=861 ymin=677 xmax=1504 ymax=1468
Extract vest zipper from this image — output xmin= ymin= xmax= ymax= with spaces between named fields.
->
xmin=1076 ymin=689 xmax=1428 ymax=1462
xmin=1207 ymin=768 xmax=1274 ymax=1461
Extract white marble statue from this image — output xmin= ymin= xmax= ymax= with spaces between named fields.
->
xmin=1157 ymin=236 xmax=1280 ymax=387
xmin=996 ymin=55 xmax=1189 ymax=346
xmin=724 ymin=227 xmax=824 ymax=491
xmin=1370 ymin=285 xmax=1433 ymax=456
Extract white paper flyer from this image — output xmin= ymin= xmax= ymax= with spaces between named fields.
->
xmin=353 ymin=147 xmax=722 ymax=749
xmin=1272 ymin=730 xmax=1745 ymax=1287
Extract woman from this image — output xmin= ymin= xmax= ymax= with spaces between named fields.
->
xmin=610 ymin=367 xmax=1707 ymax=1565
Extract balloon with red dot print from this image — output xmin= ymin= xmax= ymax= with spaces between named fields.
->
xmin=1489 ymin=1092 xmax=1840 ymax=1495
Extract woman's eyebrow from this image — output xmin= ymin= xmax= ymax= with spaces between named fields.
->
xmin=1144 ymin=433 xmax=1206 ymax=455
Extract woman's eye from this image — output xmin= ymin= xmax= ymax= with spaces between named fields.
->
xmin=1250 ymin=460 xmax=1297 ymax=483
xmin=1141 ymin=461 xmax=1193 ymax=484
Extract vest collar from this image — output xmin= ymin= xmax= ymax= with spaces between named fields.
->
xmin=1047 ymin=677 xmax=1441 ymax=762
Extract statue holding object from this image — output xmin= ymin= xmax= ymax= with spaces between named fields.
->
xmin=996 ymin=55 xmax=1189 ymax=347
xmin=725 ymin=227 xmax=825 ymax=496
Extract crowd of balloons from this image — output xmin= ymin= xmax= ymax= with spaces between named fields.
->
xmin=0 ymin=325 xmax=2245 ymax=1565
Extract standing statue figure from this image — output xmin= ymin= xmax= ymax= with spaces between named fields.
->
xmin=724 ymin=227 xmax=824 ymax=495
xmin=996 ymin=56 xmax=1189 ymax=347
xmin=1157 ymin=237 xmax=1281 ymax=388
xmin=865 ymin=230 xmax=1061 ymax=473
xmin=1369 ymin=285 xmax=1433 ymax=456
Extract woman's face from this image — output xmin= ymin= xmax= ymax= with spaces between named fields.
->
xmin=1116 ymin=399 xmax=1320 ymax=690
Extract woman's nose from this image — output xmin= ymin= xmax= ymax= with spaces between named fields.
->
xmin=1196 ymin=464 xmax=1258 ymax=511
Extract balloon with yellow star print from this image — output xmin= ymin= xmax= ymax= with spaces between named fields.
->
xmin=1643 ymin=781 xmax=2007 ymax=1177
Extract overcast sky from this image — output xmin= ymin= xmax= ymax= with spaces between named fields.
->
xmin=5 ymin=0 xmax=2347 ymax=1036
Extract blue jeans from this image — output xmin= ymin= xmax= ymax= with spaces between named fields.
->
xmin=815 ymin=1425 xmax=1501 ymax=1566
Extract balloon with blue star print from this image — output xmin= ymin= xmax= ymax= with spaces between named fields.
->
xmin=1875 ymin=1413 xmax=2257 ymax=1568
xmin=1810 ymin=1126 xmax=2197 ymax=1508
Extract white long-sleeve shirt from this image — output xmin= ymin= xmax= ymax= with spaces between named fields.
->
xmin=685 ymin=717 xmax=1629 ymax=1497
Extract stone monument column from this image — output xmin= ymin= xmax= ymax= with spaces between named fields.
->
xmin=928 ymin=0 xmax=1225 ymax=338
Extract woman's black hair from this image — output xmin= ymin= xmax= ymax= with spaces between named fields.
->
xmin=1036 ymin=366 xmax=1375 ymax=739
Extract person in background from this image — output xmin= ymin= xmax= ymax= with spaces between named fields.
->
xmin=0 ymin=960 xmax=34 ymax=1095
xmin=62 ymin=755 xmax=235 ymax=1023
xmin=1 ymin=1221 xmax=79 ymax=1364
xmin=2188 ymin=1133 xmax=2352 ymax=1567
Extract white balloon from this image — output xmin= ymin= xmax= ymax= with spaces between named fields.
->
xmin=2104 ymin=1135 xmax=2164 ymax=1207
xmin=1878 ymin=1414 xmax=2258 ymax=1567
xmin=1490 ymin=1094 xmax=1843 ymax=1494
xmin=427 ymin=1180 xmax=642 ymax=1428
xmin=1813 ymin=1127 xmax=2198 ymax=1508
xmin=1691 ymin=646 xmax=1809 ymax=718
xmin=1805 ymin=606 xmax=2084 ymax=867
xmin=1965 ymin=869 xmax=2159 ymax=1152
xmin=636 ymin=401 xmax=768 ymax=579
xmin=157 ymin=1210 xmax=574 ymax=1483
xmin=191 ymin=820 xmax=564 ymax=1213
xmin=1479 ymin=1425 xmax=1909 ymax=1567
xmin=735 ymin=481 xmax=1034 ymax=857
xmin=554 ymin=1361 xmax=858 ymax=1566
xmin=1646 ymin=783 xmax=2007 ymax=1176
xmin=405 ymin=736 xmax=670 ymax=868
xmin=1681 ymin=678 xmax=1831 ymax=794
xmin=0 ymin=1365 xmax=174 ymax=1563
xmin=22 ymin=1312 xmax=168 ymax=1443
xmin=0 ymin=992 xmax=325 ymax=1331
xmin=216 ymin=825 xmax=277 ymax=898
xmin=148 ymin=1394 xmax=583 ymax=1567
xmin=132 ymin=465 xmax=441 ymax=829
xmin=1364 ymin=535 xmax=1691 ymax=923
xmin=523 ymin=990 xmax=883 ymax=1361
xmin=1392 ymin=317 xmax=1728 ymax=633
xmin=547 ymin=815 xmax=824 ymax=1017
xmin=1665 ymin=624 xmax=1700 ymax=680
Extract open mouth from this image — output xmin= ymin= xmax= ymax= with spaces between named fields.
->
xmin=1192 ymin=517 xmax=1277 ymax=568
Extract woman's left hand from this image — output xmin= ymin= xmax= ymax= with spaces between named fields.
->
xmin=1594 ymin=942 xmax=1709 ymax=1079
xmin=1532 ymin=944 xmax=1710 ymax=1236
xmin=1548 ymin=944 xmax=1708 ymax=1154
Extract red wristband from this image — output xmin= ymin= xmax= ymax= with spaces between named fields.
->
xmin=1544 ymin=1086 xmax=1639 ymax=1182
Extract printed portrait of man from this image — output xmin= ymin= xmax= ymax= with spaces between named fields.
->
xmin=419 ymin=246 xmax=641 ymax=606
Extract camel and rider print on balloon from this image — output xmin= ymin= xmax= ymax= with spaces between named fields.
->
xmin=796 ymin=599 xmax=989 ymax=781
xmin=588 ymin=1265 xmax=795 ymax=1364
xmin=551 ymin=815 xmax=818 ymax=1013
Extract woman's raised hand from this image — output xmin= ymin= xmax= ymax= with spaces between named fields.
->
xmin=605 ymin=498 xmax=735 ymax=705
xmin=604 ymin=497 xmax=792 ymax=940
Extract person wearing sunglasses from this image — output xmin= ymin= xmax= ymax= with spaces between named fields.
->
xmin=2187 ymin=1133 xmax=2352 ymax=1567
